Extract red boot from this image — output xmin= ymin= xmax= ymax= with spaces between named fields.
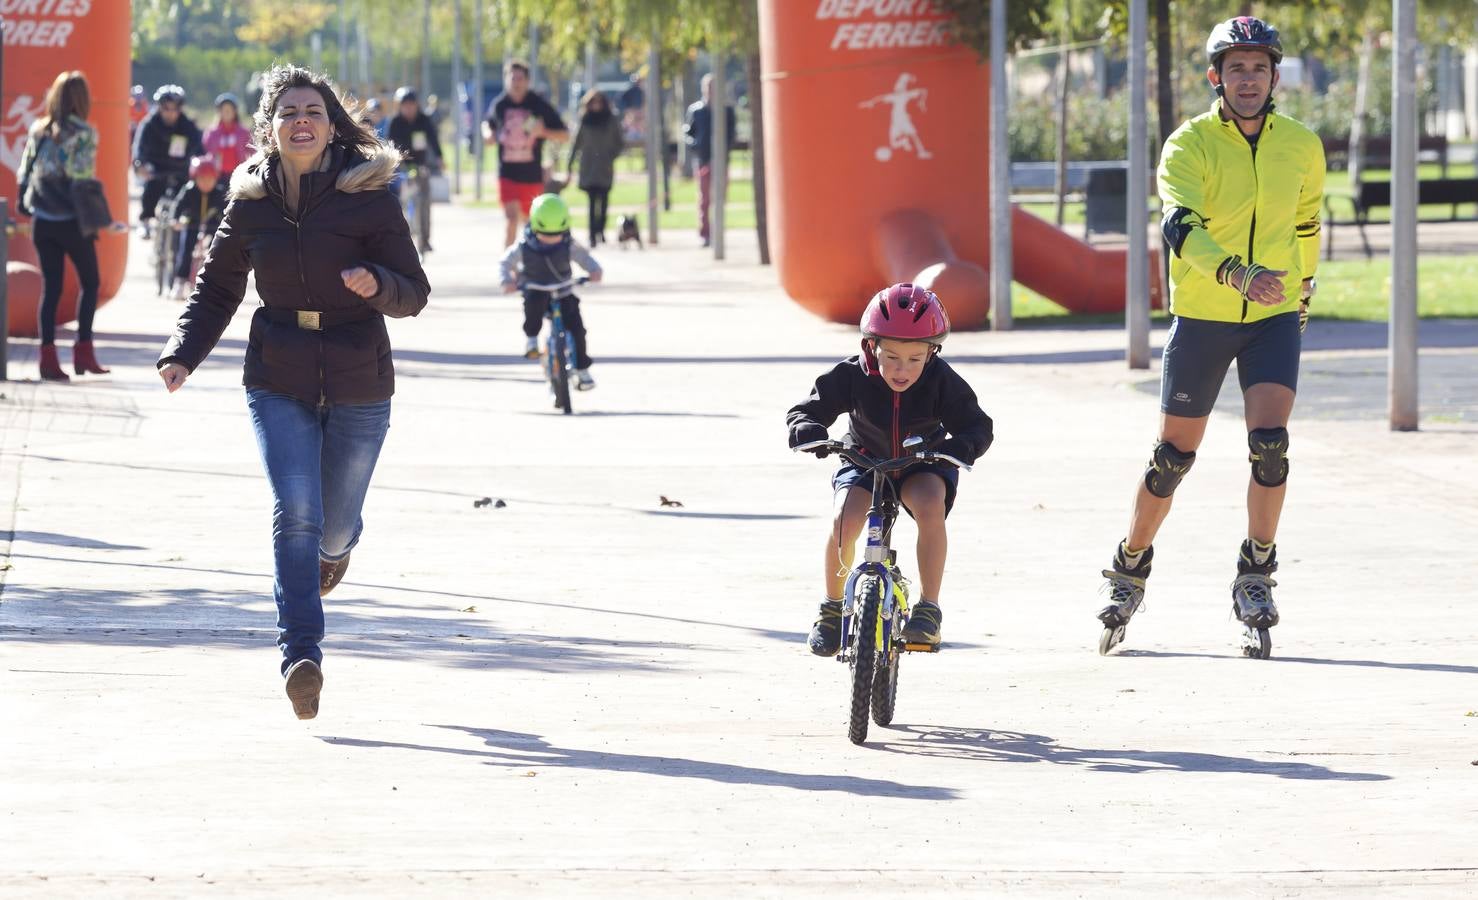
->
xmin=38 ymin=345 xmax=70 ymax=382
xmin=72 ymin=340 xmax=110 ymax=375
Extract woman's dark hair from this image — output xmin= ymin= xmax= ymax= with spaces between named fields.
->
xmin=39 ymin=71 xmax=90 ymax=138
xmin=252 ymin=64 xmax=381 ymax=160
xmin=579 ymin=89 xmax=611 ymax=117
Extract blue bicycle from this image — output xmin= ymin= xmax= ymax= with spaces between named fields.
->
xmin=794 ymin=435 xmax=970 ymax=745
xmin=522 ymin=276 xmax=589 ymax=416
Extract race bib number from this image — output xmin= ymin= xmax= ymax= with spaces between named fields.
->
xmin=411 ymin=131 xmax=428 ymax=152
xmin=168 ymin=134 xmax=189 ymax=158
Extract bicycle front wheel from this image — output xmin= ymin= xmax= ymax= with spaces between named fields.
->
xmin=848 ymin=577 xmax=882 ymax=745
xmin=547 ymin=328 xmax=572 ymax=415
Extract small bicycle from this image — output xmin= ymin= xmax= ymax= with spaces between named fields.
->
xmin=521 ymin=276 xmax=589 ymax=416
xmin=794 ymin=435 xmax=970 ymax=745
xmin=399 ymin=164 xmax=432 ymax=255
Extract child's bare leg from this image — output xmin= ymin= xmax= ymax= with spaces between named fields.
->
xmin=901 ymin=474 xmax=948 ymax=603
xmin=824 ymin=486 xmax=872 ymax=599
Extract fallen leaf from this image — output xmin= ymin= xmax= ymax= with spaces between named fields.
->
xmin=659 ymin=495 xmax=684 ymax=508
xmin=522 ymin=771 xmax=538 ymax=777
xmin=473 ymin=497 xmax=492 ymax=508
xmin=460 ymin=606 xmax=478 ymax=614
xmin=494 ymin=499 xmax=507 ymax=508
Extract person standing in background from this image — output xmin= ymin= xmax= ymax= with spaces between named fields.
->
xmin=683 ymin=74 xmax=736 ymax=248
xmin=203 ymin=92 xmax=254 ymax=178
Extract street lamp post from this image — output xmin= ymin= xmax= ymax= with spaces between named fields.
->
xmin=1126 ymin=0 xmax=1151 ymax=369
xmin=1389 ymin=0 xmax=1419 ymax=429
xmin=988 ymin=0 xmax=1012 ymax=330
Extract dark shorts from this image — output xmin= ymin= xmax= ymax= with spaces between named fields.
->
xmin=1160 ymin=312 xmax=1301 ymax=418
xmin=832 ymin=463 xmax=959 ymax=518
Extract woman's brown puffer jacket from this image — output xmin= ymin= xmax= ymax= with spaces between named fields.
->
xmin=160 ymin=143 xmax=429 ymax=404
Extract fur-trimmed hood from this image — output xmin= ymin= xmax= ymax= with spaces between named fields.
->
xmin=228 ymin=143 xmax=401 ymax=201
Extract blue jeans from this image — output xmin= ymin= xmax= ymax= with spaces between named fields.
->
xmin=246 ymin=389 xmax=392 ymax=674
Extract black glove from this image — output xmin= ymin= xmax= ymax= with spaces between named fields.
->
xmin=790 ymin=423 xmax=830 ymax=456
xmin=935 ymin=437 xmax=972 ymax=465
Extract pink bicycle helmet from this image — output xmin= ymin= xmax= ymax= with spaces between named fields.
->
xmin=859 ymin=282 xmax=950 ymax=374
xmin=189 ymin=155 xmax=218 ymax=180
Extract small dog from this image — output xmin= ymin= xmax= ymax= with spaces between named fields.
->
xmin=617 ymin=215 xmax=643 ymax=250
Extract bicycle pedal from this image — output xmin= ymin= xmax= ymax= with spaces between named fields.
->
xmin=903 ymin=642 xmax=940 ymax=653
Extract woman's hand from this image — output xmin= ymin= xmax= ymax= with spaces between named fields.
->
xmin=502 ymin=281 xmax=518 ymax=294
xmin=159 ymin=363 xmax=189 ymax=392
xmin=341 ymin=267 xmax=378 ymax=298
xmin=588 ymin=270 xmax=603 ymax=283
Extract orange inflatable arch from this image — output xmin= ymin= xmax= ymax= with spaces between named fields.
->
xmin=3 ymin=1 xmax=131 ymax=338
xmin=758 ymin=0 xmax=1160 ymax=327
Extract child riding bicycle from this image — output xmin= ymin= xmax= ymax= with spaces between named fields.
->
xmin=500 ymin=193 xmax=603 ymax=390
xmin=786 ymin=283 xmax=993 ymax=652
xmin=169 ymin=155 xmax=228 ymax=301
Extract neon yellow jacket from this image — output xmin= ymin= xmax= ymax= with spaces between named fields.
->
xmin=1158 ymin=100 xmax=1325 ymax=323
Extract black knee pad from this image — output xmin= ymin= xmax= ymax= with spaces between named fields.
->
xmin=1143 ymin=441 xmax=1196 ymax=498
xmin=1249 ymin=428 xmax=1290 ymax=487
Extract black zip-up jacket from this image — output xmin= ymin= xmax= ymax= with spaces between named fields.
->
xmin=132 ymin=110 xmax=204 ymax=176
xmin=158 ymin=144 xmax=429 ymax=405
xmin=386 ymin=111 xmax=443 ymax=168
xmin=786 ymin=355 xmax=993 ymax=464
xmin=171 ymin=180 xmax=228 ymax=231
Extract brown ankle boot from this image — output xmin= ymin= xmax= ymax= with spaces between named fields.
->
xmin=39 ymin=345 xmax=70 ymax=382
xmin=319 ymin=554 xmax=351 ymax=596
xmin=73 ymin=340 xmax=110 ymax=375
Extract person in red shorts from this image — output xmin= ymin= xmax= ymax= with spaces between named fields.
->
xmin=482 ymin=59 xmax=569 ymax=247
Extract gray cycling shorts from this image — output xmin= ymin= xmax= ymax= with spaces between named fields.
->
xmin=1160 ymin=312 xmax=1301 ymax=418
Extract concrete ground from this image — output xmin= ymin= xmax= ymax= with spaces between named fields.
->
xmin=2 ymin=198 xmax=1476 ymax=898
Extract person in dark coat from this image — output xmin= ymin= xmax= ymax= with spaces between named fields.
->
xmin=566 ymin=90 xmax=625 ymax=246
xmin=167 ymin=155 xmax=229 ymax=301
xmin=683 ymin=74 xmax=737 ymax=247
xmin=132 ymin=84 xmax=204 ymax=231
xmin=157 ymin=65 xmax=430 ymax=721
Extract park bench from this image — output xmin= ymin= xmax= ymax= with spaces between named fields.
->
xmin=1323 ymin=134 xmax=1449 ymax=175
xmin=1323 ymin=176 xmax=1478 ymax=259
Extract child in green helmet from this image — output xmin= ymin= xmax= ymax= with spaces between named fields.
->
xmin=500 ymin=192 xmax=604 ymax=389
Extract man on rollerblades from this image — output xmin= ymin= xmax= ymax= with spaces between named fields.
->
xmin=1097 ymin=16 xmax=1324 ymax=659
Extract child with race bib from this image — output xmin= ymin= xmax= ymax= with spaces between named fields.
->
xmin=786 ymin=283 xmax=993 ymax=652
xmin=500 ymin=193 xmax=603 ymax=390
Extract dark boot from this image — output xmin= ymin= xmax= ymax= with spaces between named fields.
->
xmin=808 ymin=599 xmax=843 ymax=656
xmin=72 ymin=340 xmax=110 ymax=375
xmin=38 ymin=345 xmax=69 ymax=382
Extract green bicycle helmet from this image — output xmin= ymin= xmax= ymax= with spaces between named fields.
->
xmin=529 ymin=193 xmax=571 ymax=234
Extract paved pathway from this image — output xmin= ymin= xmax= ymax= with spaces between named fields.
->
xmin=2 ymin=200 xmax=1476 ymax=897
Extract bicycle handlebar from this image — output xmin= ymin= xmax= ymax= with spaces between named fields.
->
xmin=520 ymin=276 xmax=591 ymax=291
xmin=792 ymin=439 xmax=971 ymax=472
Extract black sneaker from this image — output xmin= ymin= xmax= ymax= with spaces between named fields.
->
xmin=808 ymin=599 xmax=843 ymax=656
xmin=284 ymin=659 xmax=323 ymax=720
xmin=901 ymin=600 xmax=943 ymax=645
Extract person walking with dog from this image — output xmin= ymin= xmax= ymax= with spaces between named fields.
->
xmin=157 ymin=65 xmax=430 ymax=720
xmin=566 ymin=89 xmax=624 ymax=247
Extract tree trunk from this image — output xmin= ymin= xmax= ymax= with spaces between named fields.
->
xmin=1154 ymin=0 xmax=1175 ymax=158
xmin=1350 ymin=27 xmax=1375 ymax=188
xmin=1052 ymin=39 xmax=1070 ymax=228
xmin=746 ymin=51 xmax=771 ymax=264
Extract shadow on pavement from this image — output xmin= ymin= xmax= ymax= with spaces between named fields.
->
xmin=873 ymin=725 xmax=1392 ymax=781
xmin=1122 ymin=648 xmax=1478 ymax=676
xmin=319 ymin=725 xmax=959 ymax=799
xmin=0 ymin=551 xmax=800 ymax=646
xmin=6 ymin=530 xmax=146 ymax=551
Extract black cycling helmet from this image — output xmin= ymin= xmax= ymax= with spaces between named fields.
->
xmin=394 ymin=86 xmax=418 ymax=105
xmin=214 ymin=92 xmax=240 ymax=109
xmin=153 ymin=84 xmax=186 ymax=104
xmin=1207 ymin=16 xmax=1283 ymax=69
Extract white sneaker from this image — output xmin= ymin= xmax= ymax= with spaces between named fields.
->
xmin=524 ymin=336 xmax=540 ymax=359
xmin=574 ymin=368 xmax=596 ymax=391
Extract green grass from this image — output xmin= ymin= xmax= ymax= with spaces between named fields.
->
xmin=457 ymin=167 xmax=757 ymax=232
xmin=1010 ymin=253 xmax=1478 ymax=323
